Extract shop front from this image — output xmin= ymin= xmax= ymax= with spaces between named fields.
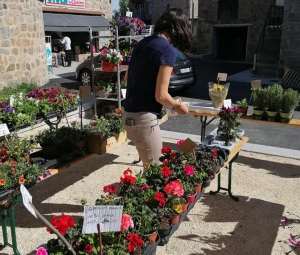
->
xmin=42 ymin=7 xmax=110 ymax=67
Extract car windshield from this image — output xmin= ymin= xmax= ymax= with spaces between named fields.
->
xmin=176 ymin=49 xmax=187 ymax=61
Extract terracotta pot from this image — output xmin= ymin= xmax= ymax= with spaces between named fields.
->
xmin=143 ymin=231 xmax=158 ymax=244
xmin=181 ymin=203 xmax=189 ymax=212
xmin=101 ymin=60 xmax=116 ymax=72
xmin=239 ymin=107 xmax=248 ymax=116
xmin=171 ymin=214 xmax=181 ymax=225
xmin=187 ymin=193 xmax=197 ymax=203
xmin=194 ymin=183 xmax=203 ymax=194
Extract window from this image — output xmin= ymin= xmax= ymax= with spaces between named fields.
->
xmin=218 ymin=0 xmax=239 ymax=20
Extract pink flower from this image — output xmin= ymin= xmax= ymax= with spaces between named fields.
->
xmin=138 ymin=183 xmax=148 ymax=191
xmin=36 ymin=247 xmax=48 ymax=255
xmin=84 ymin=244 xmax=93 ymax=253
xmin=121 ymin=214 xmax=134 ymax=231
xmin=176 ymin=139 xmax=185 ymax=146
xmin=164 ymin=180 xmax=184 ymax=196
xmin=184 ymin=165 xmax=195 ymax=176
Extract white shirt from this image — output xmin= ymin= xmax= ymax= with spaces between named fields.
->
xmin=61 ymin=36 xmax=71 ymax=50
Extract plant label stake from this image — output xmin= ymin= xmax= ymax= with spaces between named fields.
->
xmin=217 ymin=73 xmax=227 ymax=82
xmin=97 ymin=223 xmax=103 ymax=255
xmin=79 ymin=86 xmax=92 ymax=130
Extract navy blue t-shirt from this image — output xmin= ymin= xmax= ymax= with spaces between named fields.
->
xmin=123 ymin=34 xmax=176 ymax=114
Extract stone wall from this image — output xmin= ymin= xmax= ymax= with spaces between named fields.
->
xmin=197 ymin=0 xmax=273 ymax=62
xmin=85 ymin=0 xmax=112 ymax=19
xmin=0 ymin=0 xmax=48 ymax=90
xmin=279 ymin=0 xmax=300 ymax=71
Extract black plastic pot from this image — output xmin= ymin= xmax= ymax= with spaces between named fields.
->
xmin=158 ymin=227 xmax=172 ymax=238
xmin=202 ymin=177 xmax=211 ymax=188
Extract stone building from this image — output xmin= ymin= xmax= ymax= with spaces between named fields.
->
xmin=0 ymin=0 xmax=112 ymax=90
xmin=0 ymin=0 xmax=47 ymax=90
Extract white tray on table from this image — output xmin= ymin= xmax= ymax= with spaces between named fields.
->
xmin=184 ymin=101 xmax=220 ymax=115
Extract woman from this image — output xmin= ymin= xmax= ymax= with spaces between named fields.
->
xmin=123 ymin=8 xmax=193 ymax=166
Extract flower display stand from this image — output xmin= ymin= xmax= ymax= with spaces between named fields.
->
xmin=87 ymin=131 xmax=127 ymax=154
xmin=0 ymin=169 xmax=58 ymax=255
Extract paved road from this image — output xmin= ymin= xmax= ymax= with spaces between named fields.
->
xmin=48 ymin=59 xmax=300 ymax=151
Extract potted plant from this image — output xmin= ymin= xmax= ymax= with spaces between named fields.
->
xmin=35 ymin=128 xmax=61 ymax=159
xmin=182 ymin=181 xmax=196 ymax=203
xmin=265 ymin=84 xmax=283 ymax=121
xmin=99 ymin=48 xmax=123 ymax=72
xmin=252 ymin=87 xmax=268 ymax=120
xmin=217 ymin=105 xmax=242 ymax=146
xmin=280 ymin=88 xmax=300 ymax=123
xmin=191 ymin=169 xmax=208 ymax=194
xmin=93 ymin=72 xmax=114 ymax=98
xmin=236 ymin=98 xmax=248 ymax=116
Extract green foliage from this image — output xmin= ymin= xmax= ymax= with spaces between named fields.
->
xmin=0 ymin=82 xmax=38 ymax=102
xmin=281 ymin=88 xmax=300 ymax=113
xmin=266 ymin=84 xmax=284 ymax=111
xmin=252 ymin=87 xmax=268 ymax=109
xmin=236 ymin=98 xmax=248 ymax=108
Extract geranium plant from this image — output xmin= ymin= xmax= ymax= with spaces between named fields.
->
xmin=110 ymin=16 xmax=145 ymax=35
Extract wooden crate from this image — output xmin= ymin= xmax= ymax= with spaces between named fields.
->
xmin=88 ymin=131 xmax=127 ymax=154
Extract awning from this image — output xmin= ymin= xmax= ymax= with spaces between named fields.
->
xmin=43 ymin=13 xmax=110 ymax=32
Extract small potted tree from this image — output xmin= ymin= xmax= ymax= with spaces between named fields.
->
xmin=265 ymin=84 xmax=283 ymax=121
xmin=236 ymin=98 xmax=248 ymax=116
xmin=252 ymin=87 xmax=268 ymax=120
xmin=280 ymin=88 xmax=300 ymax=123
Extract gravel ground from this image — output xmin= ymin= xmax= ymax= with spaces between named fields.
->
xmin=1 ymin=138 xmax=300 ymax=255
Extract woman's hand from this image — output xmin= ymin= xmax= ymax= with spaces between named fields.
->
xmin=174 ymin=102 xmax=189 ymax=114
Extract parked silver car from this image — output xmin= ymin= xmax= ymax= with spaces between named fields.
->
xmin=75 ymin=49 xmax=194 ymax=91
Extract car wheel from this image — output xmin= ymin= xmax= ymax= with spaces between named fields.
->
xmin=80 ymin=69 xmax=91 ymax=86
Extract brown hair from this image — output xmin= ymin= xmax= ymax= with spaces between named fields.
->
xmin=153 ymin=8 xmax=193 ymax=52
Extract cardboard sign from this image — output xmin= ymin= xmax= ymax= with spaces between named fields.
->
xmin=0 ymin=124 xmax=10 ymax=137
xmin=55 ymin=83 xmax=63 ymax=95
xmin=79 ymin=86 xmax=91 ymax=99
xmin=177 ymin=138 xmax=197 ymax=153
xmin=82 ymin=205 xmax=123 ymax=234
xmin=251 ymin=80 xmax=261 ymax=90
xmin=217 ymin=73 xmax=227 ymax=82
xmin=223 ymin=99 xmax=232 ymax=108
xmin=20 ymin=184 xmax=37 ymax=218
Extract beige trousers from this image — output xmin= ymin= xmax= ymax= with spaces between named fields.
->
xmin=123 ymin=111 xmax=162 ymax=165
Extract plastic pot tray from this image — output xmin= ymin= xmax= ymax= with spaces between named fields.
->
xmin=184 ymin=101 xmax=220 ymax=115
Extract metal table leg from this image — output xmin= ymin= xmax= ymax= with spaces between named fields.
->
xmin=209 ymin=153 xmax=239 ymax=201
xmin=0 ymin=193 xmax=21 ymax=255
xmin=200 ymin=116 xmax=216 ymax=143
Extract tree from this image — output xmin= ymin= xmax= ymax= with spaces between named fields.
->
xmin=119 ymin=0 xmax=129 ymax=17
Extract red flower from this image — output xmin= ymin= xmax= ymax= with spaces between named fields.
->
xmin=161 ymin=146 xmax=172 ymax=155
xmin=123 ymin=168 xmax=132 ymax=176
xmin=127 ymin=233 xmax=144 ymax=252
xmin=170 ymin=153 xmax=177 ymax=160
xmin=46 ymin=213 xmax=75 ymax=235
xmin=11 ymin=168 xmax=16 ymax=174
xmin=164 ymin=180 xmax=184 ymax=196
xmin=1 ymin=149 xmax=7 ymax=154
xmin=161 ymin=166 xmax=172 ymax=178
xmin=84 ymin=244 xmax=93 ymax=254
xmin=176 ymin=139 xmax=185 ymax=146
xmin=120 ymin=175 xmax=136 ymax=185
xmin=162 ymin=159 xmax=169 ymax=165
xmin=11 ymin=161 xmax=17 ymax=166
xmin=18 ymin=177 xmax=25 ymax=184
xmin=103 ymin=184 xmax=117 ymax=195
xmin=0 ymin=179 xmax=5 ymax=186
xmin=115 ymin=109 xmax=123 ymax=115
xmin=154 ymin=192 xmax=166 ymax=207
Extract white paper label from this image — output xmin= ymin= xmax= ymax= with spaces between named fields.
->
xmin=9 ymin=95 xmax=15 ymax=107
xmin=82 ymin=206 xmax=123 ymax=234
xmin=20 ymin=184 xmax=37 ymax=218
xmin=0 ymin=124 xmax=10 ymax=137
xmin=223 ymin=99 xmax=232 ymax=108
xmin=121 ymin=89 xmax=127 ymax=99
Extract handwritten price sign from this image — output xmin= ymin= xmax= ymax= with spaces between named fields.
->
xmin=82 ymin=206 xmax=123 ymax=234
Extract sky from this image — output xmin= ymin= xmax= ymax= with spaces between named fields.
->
xmin=111 ymin=0 xmax=119 ymax=13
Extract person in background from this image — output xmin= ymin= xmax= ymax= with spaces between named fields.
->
xmin=61 ymin=33 xmax=71 ymax=67
xmin=122 ymin=8 xmax=193 ymax=166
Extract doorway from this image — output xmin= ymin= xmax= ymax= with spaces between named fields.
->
xmin=213 ymin=26 xmax=248 ymax=61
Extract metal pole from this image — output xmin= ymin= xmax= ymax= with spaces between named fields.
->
xmin=116 ymin=26 xmax=121 ymax=110
xmin=89 ymin=27 xmax=97 ymax=118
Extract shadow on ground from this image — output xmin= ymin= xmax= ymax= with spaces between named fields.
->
xmin=176 ymin=194 xmax=284 ymax=255
xmin=236 ymin=155 xmax=300 ymax=179
xmin=11 ymin=153 xmax=118 ymax=229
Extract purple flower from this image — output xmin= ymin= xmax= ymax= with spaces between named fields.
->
xmin=47 ymin=170 xmax=51 ymax=176
xmin=288 ymin=233 xmax=300 ymax=247
xmin=138 ymin=183 xmax=148 ymax=191
xmin=36 ymin=177 xmax=41 ymax=182
xmin=43 ymin=173 xmax=48 ymax=178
